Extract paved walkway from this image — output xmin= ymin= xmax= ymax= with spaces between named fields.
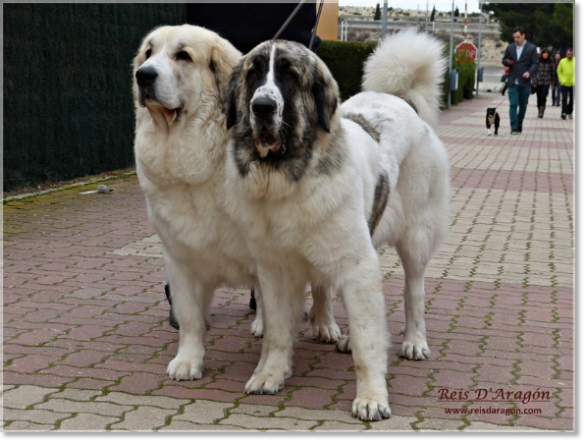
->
xmin=2 ymin=93 xmax=574 ymax=432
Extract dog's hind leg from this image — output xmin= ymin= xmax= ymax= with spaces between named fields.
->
xmin=396 ymin=240 xmax=431 ymax=361
xmin=309 ymin=284 xmax=342 ymax=343
xmin=395 ymin=184 xmax=448 ymax=360
xmin=166 ymin=256 xmax=214 ymax=380
xmin=250 ymin=284 xmax=264 ymax=337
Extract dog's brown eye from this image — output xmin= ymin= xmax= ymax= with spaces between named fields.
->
xmin=176 ymin=51 xmax=191 ymax=62
xmin=145 ymin=49 xmax=152 ymax=59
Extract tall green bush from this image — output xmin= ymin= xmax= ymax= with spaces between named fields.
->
xmin=317 ymin=39 xmax=476 ymax=107
xmin=317 ymin=40 xmax=376 ymax=101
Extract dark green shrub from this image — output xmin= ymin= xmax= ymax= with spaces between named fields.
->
xmin=317 ymin=39 xmax=476 ymax=108
xmin=459 ymin=60 xmax=476 ymax=99
xmin=442 ymin=51 xmax=477 ymax=106
xmin=317 ymin=40 xmax=376 ymax=101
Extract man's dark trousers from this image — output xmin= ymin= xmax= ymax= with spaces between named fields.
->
xmin=508 ymin=84 xmax=531 ymax=130
xmin=561 ymin=86 xmax=574 ymax=116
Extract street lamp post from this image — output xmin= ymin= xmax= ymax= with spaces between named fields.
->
xmin=448 ymin=0 xmax=455 ymax=109
xmin=476 ymin=1 xmax=484 ymax=96
xmin=382 ymin=0 xmax=388 ymax=40
xmin=425 ymin=0 xmax=429 ymax=34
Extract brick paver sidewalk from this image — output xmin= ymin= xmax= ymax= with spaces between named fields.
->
xmin=2 ymin=93 xmax=574 ymax=432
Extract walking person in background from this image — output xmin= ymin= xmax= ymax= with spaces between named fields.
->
xmin=502 ymin=26 xmax=539 ymax=135
xmin=532 ymin=48 xmax=556 ymax=118
xmin=552 ymin=52 xmax=562 ymax=107
xmin=501 ymin=66 xmax=510 ymax=96
xmin=558 ymin=48 xmax=575 ymax=120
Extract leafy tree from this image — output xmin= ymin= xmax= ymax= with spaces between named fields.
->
xmin=554 ymin=3 xmax=573 ymax=36
xmin=454 ymin=7 xmax=460 ymax=17
xmin=374 ymin=3 xmax=381 ymax=20
xmin=483 ymin=2 xmax=573 ymax=50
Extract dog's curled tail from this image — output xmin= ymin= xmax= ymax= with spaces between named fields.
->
xmin=362 ymin=28 xmax=448 ymax=128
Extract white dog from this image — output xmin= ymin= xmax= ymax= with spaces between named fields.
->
xmin=132 ymin=25 xmax=341 ymax=382
xmin=223 ymin=29 xmax=450 ymax=421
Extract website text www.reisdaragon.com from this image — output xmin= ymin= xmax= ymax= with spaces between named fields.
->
xmin=444 ymin=406 xmax=542 ymax=416
xmin=438 ymin=388 xmax=550 ymax=416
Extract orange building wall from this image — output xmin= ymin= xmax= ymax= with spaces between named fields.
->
xmin=316 ymin=0 xmax=339 ymax=41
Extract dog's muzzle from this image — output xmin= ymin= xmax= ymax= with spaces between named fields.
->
xmin=135 ymin=65 xmax=180 ymax=126
xmin=251 ymin=97 xmax=282 ymax=158
xmin=252 ymin=96 xmax=277 ymax=120
xmin=136 ymin=66 xmax=158 ymax=88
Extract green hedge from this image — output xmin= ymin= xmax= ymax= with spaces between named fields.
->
xmin=318 ymin=39 xmax=476 ymax=108
xmin=317 ymin=40 xmax=377 ymax=101
xmin=442 ymin=52 xmax=477 ymax=106
xmin=4 ymin=3 xmax=182 ymax=192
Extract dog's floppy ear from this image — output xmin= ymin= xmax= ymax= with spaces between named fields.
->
xmin=226 ymin=62 xmax=243 ymax=130
xmin=210 ymin=37 xmax=241 ymax=104
xmin=311 ymin=60 xmax=339 ymax=133
xmin=226 ymin=83 xmax=238 ymax=130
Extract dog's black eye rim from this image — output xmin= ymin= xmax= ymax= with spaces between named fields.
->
xmin=176 ymin=50 xmax=192 ymax=62
xmin=145 ymin=48 xmax=152 ymax=59
xmin=282 ymin=70 xmax=297 ymax=83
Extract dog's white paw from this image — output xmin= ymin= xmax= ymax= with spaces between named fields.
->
xmin=244 ymin=371 xmax=285 ymax=395
xmin=250 ymin=316 xmax=264 ymax=337
xmin=352 ymin=397 xmax=391 ymax=422
xmin=400 ymin=338 xmax=430 ymax=360
xmin=309 ymin=308 xmax=341 ymax=343
xmin=167 ymin=354 xmax=204 ymax=380
xmin=335 ymin=334 xmax=352 ymax=353
xmin=313 ymin=322 xmax=342 ymax=343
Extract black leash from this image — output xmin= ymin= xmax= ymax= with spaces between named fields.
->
xmin=309 ymin=0 xmax=325 ymax=49
xmin=494 ymin=96 xmax=508 ymax=110
xmin=272 ymin=0 xmax=324 ymax=50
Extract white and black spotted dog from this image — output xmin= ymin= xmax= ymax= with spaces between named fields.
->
xmin=222 ymin=29 xmax=450 ymax=421
xmin=486 ymin=107 xmax=500 ymax=136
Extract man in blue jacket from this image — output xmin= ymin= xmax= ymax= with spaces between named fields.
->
xmin=501 ymin=26 xmax=539 ymax=135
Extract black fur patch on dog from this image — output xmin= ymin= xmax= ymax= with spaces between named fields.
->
xmin=368 ymin=173 xmax=390 ymax=235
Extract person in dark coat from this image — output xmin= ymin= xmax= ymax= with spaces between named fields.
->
xmin=183 ymin=2 xmax=321 ymax=53
xmin=501 ymin=26 xmax=539 ymax=134
xmin=532 ymin=48 xmax=556 ymax=118
xmin=552 ymin=52 xmax=562 ymax=107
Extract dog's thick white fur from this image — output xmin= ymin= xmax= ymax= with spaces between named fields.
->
xmin=224 ymin=30 xmax=450 ymax=421
xmin=133 ymin=25 xmax=342 ymax=382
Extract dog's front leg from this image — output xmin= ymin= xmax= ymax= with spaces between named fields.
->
xmin=244 ymin=261 xmax=305 ymax=395
xmin=337 ymin=253 xmax=391 ymax=421
xmin=165 ymin=257 xmax=213 ymax=380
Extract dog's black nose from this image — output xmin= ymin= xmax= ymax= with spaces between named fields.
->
xmin=136 ymin=66 xmax=158 ymax=87
xmin=252 ymin=97 xmax=277 ymax=117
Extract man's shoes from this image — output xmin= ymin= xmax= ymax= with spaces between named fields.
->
xmin=518 ymin=124 xmax=523 ymax=133
xmin=561 ymin=114 xmax=567 ymax=120
xmin=568 ymin=114 xmax=573 ymax=120
xmin=511 ymin=128 xmax=520 ymax=135
xmin=165 ymin=283 xmax=180 ymax=330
